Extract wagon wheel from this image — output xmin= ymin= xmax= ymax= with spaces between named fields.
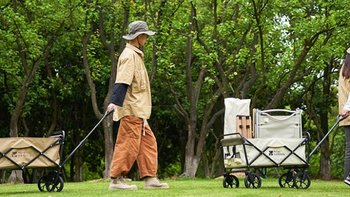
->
xmin=38 ymin=175 xmax=48 ymax=192
xmin=244 ymin=173 xmax=261 ymax=188
xmin=278 ymin=172 xmax=295 ymax=188
xmin=223 ymin=173 xmax=239 ymax=188
xmin=293 ymin=171 xmax=311 ymax=189
xmin=45 ymin=172 xmax=64 ymax=192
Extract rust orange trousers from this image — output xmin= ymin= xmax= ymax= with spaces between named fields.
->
xmin=110 ymin=115 xmax=158 ymax=179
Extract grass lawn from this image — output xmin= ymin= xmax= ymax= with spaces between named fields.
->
xmin=0 ymin=177 xmax=348 ymax=197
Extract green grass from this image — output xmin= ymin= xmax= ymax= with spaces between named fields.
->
xmin=0 ymin=177 xmax=348 ymax=197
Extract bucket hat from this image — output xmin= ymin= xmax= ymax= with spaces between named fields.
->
xmin=347 ymin=48 xmax=350 ymax=54
xmin=122 ymin=21 xmax=155 ymax=40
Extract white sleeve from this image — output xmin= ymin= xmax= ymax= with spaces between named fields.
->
xmin=344 ymin=94 xmax=350 ymax=111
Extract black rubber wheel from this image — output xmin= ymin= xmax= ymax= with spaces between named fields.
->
xmin=293 ymin=171 xmax=311 ymax=189
xmin=38 ymin=175 xmax=48 ymax=192
xmin=45 ymin=172 xmax=64 ymax=192
xmin=278 ymin=172 xmax=295 ymax=188
xmin=244 ymin=173 xmax=261 ymax=188
xmin=223 ymin=174 xmax=239 ymax=188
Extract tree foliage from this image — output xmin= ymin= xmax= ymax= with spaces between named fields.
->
xmin=1 ymin=0 xmax=350 ymax=182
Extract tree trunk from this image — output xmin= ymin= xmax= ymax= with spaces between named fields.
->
xmin=70 ymin=153 xmax=75 ymax=182
xmin=7 ymin=170 xmax=23 ymax=183
xmin=202 ymin=154 xmax=210 ymax=178
xmin=179 ymin=2 xmax=227 ymax=177
xmin=8 ymin=55 xmax=42 ymax=183
xmin=180 ymin=3 xmax=199 ymax=178
xmin=102 ymin=116 xmax=114 ymax=178
xmin=82 ymin=5 xmax=123 ymax=176
xmin=318 ymin=61 xmax=332 ymax=179
xmin=182 ymin=155 xmax=200 ymax=177
xmin=209 ymin=138 xmax=224 ymax=178
xmin=1 ymin=171 xmax=6 ymax=183
xmin=73 ymin=152 xmax=83 ymax=181
xmin=305 ymin=60 xmax=333 ymax=179
xmin=319 ymin=143 xmax=331 ymax=179
xmin=182 ymin=120 xmax=198 ymax=177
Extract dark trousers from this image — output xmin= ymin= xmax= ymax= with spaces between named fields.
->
xmin=344 ymin=126 xmax=350 ymax=179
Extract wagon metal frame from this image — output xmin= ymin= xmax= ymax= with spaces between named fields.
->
xmin=0 ymin=111 xmax=112 ymax=192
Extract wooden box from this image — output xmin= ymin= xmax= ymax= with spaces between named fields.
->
xmin=236 ymin=115 xmax=253 ymax=138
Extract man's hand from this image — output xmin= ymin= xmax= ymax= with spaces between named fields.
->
xmin=107 ymin=103 xmax=116 ymax=113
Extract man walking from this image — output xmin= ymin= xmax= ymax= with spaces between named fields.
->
xmin=107 ymin=20 xmax=169 ymax=190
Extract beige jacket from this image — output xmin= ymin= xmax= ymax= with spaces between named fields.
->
xmin=113 ymin=43 xmax=152 ymax=121
xmin=338 ymin=66 xmax=350 ymax=126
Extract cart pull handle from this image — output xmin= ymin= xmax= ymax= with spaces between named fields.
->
xmin=309 ymin=114 xmax=347 ymax=157
xmin=260 ymin=112 xmax=297 ymax=121
xmin=258 ymin=109 xmax=302 ymax=121
xmin=258 ymin=109 xmax=299 ymax=114
xmin=60 ymin=110 xmax=114 ymax=167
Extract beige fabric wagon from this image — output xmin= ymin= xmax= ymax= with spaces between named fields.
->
xmin=0 ymin=137 xmax=61 ymax=169
xmin=222 ymin=98 xmax=307 ymax=169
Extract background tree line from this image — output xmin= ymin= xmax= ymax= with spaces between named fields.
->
xmin=0 ymin=0 xmax=350 ymax=183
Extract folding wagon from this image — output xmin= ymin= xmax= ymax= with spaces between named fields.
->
xmin=221 ymin=98 xmax=311 ymax=189
xmin=0 ymin=131 xmax=66 ymax=191
xmin=0 ymin=111 xmax=112 ymax=192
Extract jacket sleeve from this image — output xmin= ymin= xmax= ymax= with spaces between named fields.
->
xmin=110 ymin=83 xmax=129 ymax=107
xmin=344 ymin=94 xmax=350 ymax=111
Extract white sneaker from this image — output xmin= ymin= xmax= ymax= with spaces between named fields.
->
xmin=344 ymin=176 xmax=350 ymax=186
xmin=109 ymin=176 xmax=137 ymax=191
xmin=144 ymin=177 xmax=169 ymax=189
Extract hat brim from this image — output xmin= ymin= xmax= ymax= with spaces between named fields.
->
xmin=122 ymin=31 xmax=156 ymax=40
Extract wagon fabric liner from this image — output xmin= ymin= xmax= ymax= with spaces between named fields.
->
xmin=224 ymin=138 xmax=307 ymax=169
xmin=0 ymin=136 xmax=61 ymax=170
